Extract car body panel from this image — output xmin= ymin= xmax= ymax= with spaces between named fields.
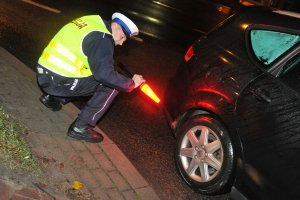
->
xmin=236 ymin=72 xmax=300 ymax=199
xmin=164 ymin=5 xmax=300 ymax=199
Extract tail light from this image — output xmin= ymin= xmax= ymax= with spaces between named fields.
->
xmin=140 ymin=83 xmax=160 ymax=103
xmin=184 ymin=45 xmax=194 ymax=62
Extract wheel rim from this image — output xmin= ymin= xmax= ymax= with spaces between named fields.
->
xmin=179 ymin=125 xmax=223 ymax=182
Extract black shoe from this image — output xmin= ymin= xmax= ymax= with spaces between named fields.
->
xmin=67 ymin=119 xmax=103 ymax=143
xmin=39 ymin=94 xmax=62 ymax=111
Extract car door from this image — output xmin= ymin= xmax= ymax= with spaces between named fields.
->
xmin=235 ymin=27 xmax=300 ymax=199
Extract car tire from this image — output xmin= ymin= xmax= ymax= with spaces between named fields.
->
xmin=175 ymin=114 xmax=235 ymax=195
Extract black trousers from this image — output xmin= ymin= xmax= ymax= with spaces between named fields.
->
xmin=37 ymin=66 xmax=118 ymax=126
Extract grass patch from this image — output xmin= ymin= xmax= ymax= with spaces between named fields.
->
xmin=0 ymin=107 xmax=39 ymax=171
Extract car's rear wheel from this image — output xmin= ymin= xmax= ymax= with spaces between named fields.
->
xmin=175 ymin=114 xmax=235 ymax=195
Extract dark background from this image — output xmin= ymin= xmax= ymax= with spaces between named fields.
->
xmin=1 ymin=0 xmax=299 ymax=199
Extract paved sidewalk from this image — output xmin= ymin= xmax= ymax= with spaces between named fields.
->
xmin=0 ymin=46 xmax=160 ymax=200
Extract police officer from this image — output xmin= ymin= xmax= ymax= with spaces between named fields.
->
xmin=37 ymin=13 xmax=145 ymax=143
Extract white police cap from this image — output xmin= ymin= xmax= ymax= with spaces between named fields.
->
xmin=112 ymin=12 xmax=139 ymax=37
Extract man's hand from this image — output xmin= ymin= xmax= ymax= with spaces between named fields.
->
xmin=132 ymin=74 xmax=145 ymax=88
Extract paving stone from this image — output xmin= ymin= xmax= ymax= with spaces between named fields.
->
xmin=36 ymin=133 xmax=59 ymax=149
xmin=135 ymin=186 xmax=160 ymax=200
xmin=52 ymin=135 xmax=73 ymax=150
xmin=12 ymin=187 xmax=41 ymax=200
xmin=91 ymin=188 xmax=110 ymax=200
xmin=108 ymin=171 xmax=131 ymax=191
xmin=61 ymin=103 xmax=80 ymax=121
xmin=29 ymin=136 xmax=48 ymax=158
xmin=0 ymin=180 xmax=10 ymax=200
xmin=60 ymin=165 xmax=78 ymax=183
xmin=35 ymin=196 xmax=48 ymax=200
xmin=94 ymin=152 xmax=115 ymax=172
xmin=52 ymin=136 xmax=78 ymax=161
xmin=27 ymin=132 xmax=43 ymax=147
xmin=46 ymin=145 xmax=66 ymax=163
xmin=29 ymin=134 xmax=62 ymax=159
xmin=42 ymin=164 xmax=68 ymax=184
xmin=91 ymin=169 xmax=114 ymax=189
xmin=122 ymin=190 xmax=138 ymax=200
xmin=79 ymin=151 xmax=100 ymax=170
xmin=40 ymin=196 xmax=54 ymax=200
xmin=106 ymin=188 xmax=125 ymax=200
xmin=12 ymin=195 xmax=47 ymax=200
xmin=69 ymin=140 xmax=87 ymax=151
xmin=101 ymin=143 xmax=148 ymax=189
xmin=84 ymin=143 xmax=103 ymax=154
xmin=69 ymin=154 xmax=86 ymax=169
xmin=76 ymin=169 xmax=99 ymax=189
xmin=10 ymin=195 xmax=29 ymax=200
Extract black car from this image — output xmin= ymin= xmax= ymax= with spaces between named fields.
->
xmin=163 ymin=6 xmax=300 ymax=200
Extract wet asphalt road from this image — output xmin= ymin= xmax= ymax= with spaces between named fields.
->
xmin=0 ymin=0 xmax=236 ymax=199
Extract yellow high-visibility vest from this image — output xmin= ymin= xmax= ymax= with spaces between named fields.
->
xmin=38 ymin=15 xmax=111 ymax=77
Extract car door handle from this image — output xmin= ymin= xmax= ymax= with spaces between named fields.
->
xmin=250 ymin=87 xmax=271 ymax=103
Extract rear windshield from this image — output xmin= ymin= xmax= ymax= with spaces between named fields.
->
xmin=250 ymin=29 xmax=300 ymax=67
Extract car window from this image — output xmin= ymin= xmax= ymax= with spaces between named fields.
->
xmin=250 ymin=29 xmax=300 ymax=67
xmin=279 ymin=54 xmax=300 ymax=92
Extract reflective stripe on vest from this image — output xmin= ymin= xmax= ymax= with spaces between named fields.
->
xmin=41 ymin=51 xmax=80 ymax=75
xmin=41 ymin=40 xmax=85 ymax=75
